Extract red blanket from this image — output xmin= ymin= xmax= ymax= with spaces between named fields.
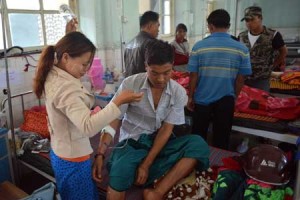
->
xmin=171 ymin=71 xmax=190 ymax=94
xmin=235 ymin=86 xmax=300 ymax=120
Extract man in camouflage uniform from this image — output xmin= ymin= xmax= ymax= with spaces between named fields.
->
xmin=238 ymin=6 xmax=287 ymax=91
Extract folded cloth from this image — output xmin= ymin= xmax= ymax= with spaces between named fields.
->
xmin=281 ymin=72 xmax=300 ymax=85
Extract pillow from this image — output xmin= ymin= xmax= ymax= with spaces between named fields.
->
xmin=20 ymin=110 xmax=50 ymax=138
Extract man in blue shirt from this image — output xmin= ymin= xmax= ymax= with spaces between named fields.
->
xmin=187 ymin=9 xmax=252 ymax=150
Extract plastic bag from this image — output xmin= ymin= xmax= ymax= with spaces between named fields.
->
xmin=21 ymin=182 xmax=57 ymax=200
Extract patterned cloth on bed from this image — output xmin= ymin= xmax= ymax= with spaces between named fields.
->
xmin=234 ymin=112 xmax=279 ymax=123
xmin=233 ymin=112 xmax=289 ymax=133
xmin=160 ymin=168 xmax=216 ymax=200
xmin=270 ymin=79 xmax=300 ymax=96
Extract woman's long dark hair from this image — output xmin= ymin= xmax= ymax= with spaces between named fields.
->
xmin=33 ymin=32 xmax=96 ymax=98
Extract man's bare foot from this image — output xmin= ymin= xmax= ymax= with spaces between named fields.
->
xmin=143 ymin=188 xmax=164 ymax=200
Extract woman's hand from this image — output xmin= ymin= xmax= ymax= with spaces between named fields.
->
xmin=112 ymin=90 xmax=144 ymax=106
xmin=92 ymin=155 xmax=104 ymax=183
xmin=65 ymin=18 xmax=78 ymax=34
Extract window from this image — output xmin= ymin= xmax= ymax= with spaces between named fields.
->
xmin=0 ymin=0 xmax=71 ymax=50
xmin=161 ymin=0 xmax=172 ymax=35
xmin=138 ymin=0 xmax=173 ymax=36
xmin=204 ymin=1 xmax=214 ymax=37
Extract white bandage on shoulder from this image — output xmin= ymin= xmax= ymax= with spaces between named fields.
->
xmin=101 ymin=125 xmax=116 ymax=138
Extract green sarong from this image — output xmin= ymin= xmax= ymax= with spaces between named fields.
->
xmin=107 ymin=134 xmax=209 ymax=191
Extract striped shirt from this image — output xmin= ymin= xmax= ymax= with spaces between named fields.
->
xmin=113 ymin=73 xmax=187 ymax=142
xmin=188 ymin=32 xmax=252 ymax=105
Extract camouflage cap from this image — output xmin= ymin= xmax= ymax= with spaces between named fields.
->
xmin=241 ymin=6 xmax=262 ymax=21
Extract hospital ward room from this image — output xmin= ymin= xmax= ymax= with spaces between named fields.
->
xmin=1 ymin=0 xmax=300 ymax=199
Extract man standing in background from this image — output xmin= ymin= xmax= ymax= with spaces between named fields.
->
xmin=124 ymin=11 xmax=160 ymax=77
xmin=188 ymin=9 xmax=252 ymax=150
xmin=238 ymin=6 xmax=287 ymax=91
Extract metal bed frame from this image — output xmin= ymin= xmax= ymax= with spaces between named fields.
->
xmin=1 ymin=91 xmax=55 ymax=183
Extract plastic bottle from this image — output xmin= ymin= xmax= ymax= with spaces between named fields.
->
xmin=59 ymin=4 xmax=76 ymax=22
xmin=104 ymin=68 xmax=114 ymax=84
xmin=87 ymin=57 xmax=105 ymax=91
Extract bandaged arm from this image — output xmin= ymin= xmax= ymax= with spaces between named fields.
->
xmin=97 ymin=119 xmax=121 ymax=154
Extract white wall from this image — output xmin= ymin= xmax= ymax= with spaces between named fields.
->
xmin=78 ymin=0 xmax=139 ymax=73
xmin=0 ymin=55 xmax=40 ymax=127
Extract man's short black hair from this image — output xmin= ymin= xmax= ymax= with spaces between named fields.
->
xmin=145 ymin=40 xmax=174 ymax=66
xmin=207 ymin=9 xmax=230 ymax=28
xmin=140 ymin=11 xmax=159 ymax=28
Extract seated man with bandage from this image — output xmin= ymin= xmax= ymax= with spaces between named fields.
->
xmin=92 ymin=39 xmax=209 ymax=200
